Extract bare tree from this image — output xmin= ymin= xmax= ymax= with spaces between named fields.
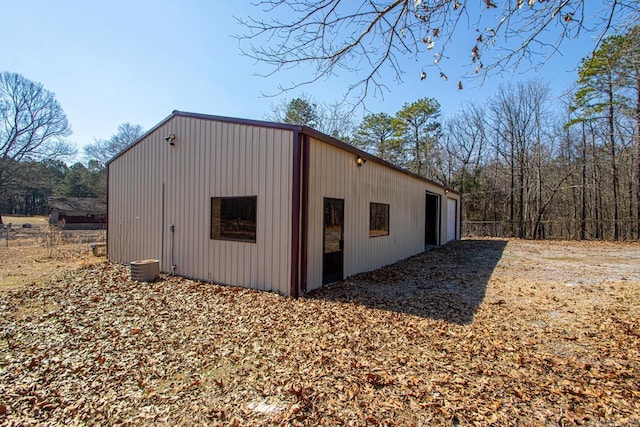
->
xmin=238 ymin=1 xmax=638 ymax=103
xmin=442 ymin=102 xmax=487 ymax=193
xmin=316 ymin=100 xmax=357 ymax=141
xmin=0 ymin=71 xmax=74 ymax=224
xmin=84 ymin=123 xmax=144 ymax=167
xmin=489 ymin=81 xmax=551 ymax=237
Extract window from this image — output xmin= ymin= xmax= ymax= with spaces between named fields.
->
xmin=211 ymin=196 xmax=257 ymax=242
xmin=369 ymin=202 xmax=390 ymax=237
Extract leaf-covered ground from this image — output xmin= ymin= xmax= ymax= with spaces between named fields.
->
xmin=1 ymin=239 xmax=639 ymax=425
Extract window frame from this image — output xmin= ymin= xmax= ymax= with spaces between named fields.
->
xmin=369 ymin=202 xmax=390 ymax=238
xmin=210 ymin=196 xmax=258 ymax=243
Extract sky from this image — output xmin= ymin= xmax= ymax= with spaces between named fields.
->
xmin=0 ymin=1 xmax=617 ymax=161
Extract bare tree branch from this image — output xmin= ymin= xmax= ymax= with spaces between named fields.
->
xmin=84 ymin=123 xmax=144 ymax=167
xmin=237 ymin=0 xmax=639 ymax=104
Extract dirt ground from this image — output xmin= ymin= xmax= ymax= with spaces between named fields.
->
xmin=0 ymin=238 xmax=639 ymax=425
xmin=0 ymin=216 xmax=105 ymax=289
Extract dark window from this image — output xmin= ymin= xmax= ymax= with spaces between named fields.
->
xmin=369 ymin=202 xmax=390 ymax=237
xmin=211 ymin=196 xmax=257 ymax=242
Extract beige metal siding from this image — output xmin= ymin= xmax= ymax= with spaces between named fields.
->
xmin=446 ymin=197 xmax=458 ymax=242
xmin=441 ymin=194 xmax=460 ymax=242
xmin=108 ymin=115 xmax=293 ymax=294
xmin=305 ymin=138 xmax=458 ymax=291
xmin=108 ymin=131 xmax=164 ymax=265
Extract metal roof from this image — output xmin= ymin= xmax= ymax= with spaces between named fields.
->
xmin=108 ymin=110 xmax=460 ymax=196
xmin=48 ymin=197 xmax=107 ymax=213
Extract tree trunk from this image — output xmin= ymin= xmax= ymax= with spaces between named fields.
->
xmin=510 ymin=135 xmax=515 ymax=237
xmin=518 ymin=143 xmax=525 ymax=239
xmin=537 ymin=155 xmax=542 ymax=238
xmin=591 ymin=128 xmax=603 ymax=239
xmin=493 ymin=143 xmax=500 ymax=224
xmin=581 ymin=121 xmax=587 ymax=240
xmin=534 ymin=114 xmax=543 ymax=239
xmin=607 ymin=81 xmax=620 ymax=240
xmin=636 ymin=76 xmax=640 ymax=239
xmin=415 ymin=128 xmax=422 ymax=176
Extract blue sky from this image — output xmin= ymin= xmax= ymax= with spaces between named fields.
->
xmin=0 ymin=1 xmax=611 ymax=159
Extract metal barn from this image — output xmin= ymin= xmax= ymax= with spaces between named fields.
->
xmin=107 ymin=111 xmax=460 ymax=296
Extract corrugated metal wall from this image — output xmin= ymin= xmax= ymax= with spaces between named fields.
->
xmin=445 ymin=195 xmax=461 ymax=242
xmin=305 ymin=138 xmax=459 ymax=291
xmin=108 ymin=115 xmax=293 ymax=295
xmin=446 ymin=197 xmax=458 ymax=242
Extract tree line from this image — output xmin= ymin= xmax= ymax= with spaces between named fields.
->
xmin=271 ymin=26 xmax=639 ymax=240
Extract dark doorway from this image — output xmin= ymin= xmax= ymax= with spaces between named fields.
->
xmin=323 ymin=198 xmax=344 ymax=285
xmin=425 ymin=193 xmax=439 ymax=246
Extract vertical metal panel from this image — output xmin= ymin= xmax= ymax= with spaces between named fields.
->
xmin=440 ymin=192 xmax=460 ymax=243
xmin=108 ymin=115 xmax=293 ymax=295
xmin=108 ymin=127 xmax=164 ymax=267
xmin=447 ymin=198 xmax=458 ymax=242
xmin=305 ymin=138 xmax=458 ymax=291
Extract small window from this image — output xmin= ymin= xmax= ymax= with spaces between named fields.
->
xmin=369 ymin=202 xmax=390 ymax=237
xmin=211 ymin=196 xmax=257 ymax=242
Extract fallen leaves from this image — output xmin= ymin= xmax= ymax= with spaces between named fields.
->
xmin=0 ymin=239 xmax=639 ymax=425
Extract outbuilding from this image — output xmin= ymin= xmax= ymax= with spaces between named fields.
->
xmin=107 ymin=111 xmax=460 ymax=297
xmin=48 ymin=197 xmax=107 ymax=230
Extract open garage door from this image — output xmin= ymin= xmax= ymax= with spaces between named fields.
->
xmin=425 ymin=193 xmax=440 ymax=246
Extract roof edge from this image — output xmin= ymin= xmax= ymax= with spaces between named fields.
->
xmin=106 ymin=111 xmax=177 ymax=165
xmin=172 ymin=111 xmax=304 ymax=132
xmin=300 ymin=126 xmax=461 ymax=196
xmin=106 ymin=111 xmax=305 ymax=166
xmin=107 ymin=110 xmax=460 ymax=196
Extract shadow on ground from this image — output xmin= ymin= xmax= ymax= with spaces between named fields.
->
xmin=307 ymin=239 xmax=508 ymax=325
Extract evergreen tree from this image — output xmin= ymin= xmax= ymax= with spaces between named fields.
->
xmin=353 ymin=113 xmax=404 ymax=165
xmin=394 ymin=98 xmax=441 ymax=177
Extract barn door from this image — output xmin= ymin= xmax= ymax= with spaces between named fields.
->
xmin=323 ymin=198 xmax=344 ymax=285
xmin=447 ymin=198 xmax=458 ymax=242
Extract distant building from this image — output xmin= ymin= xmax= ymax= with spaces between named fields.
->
xmin=48 ymin=197 xmax=107 ymax=230
xmin=107 ymin=111 xmax=461 ymax=297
